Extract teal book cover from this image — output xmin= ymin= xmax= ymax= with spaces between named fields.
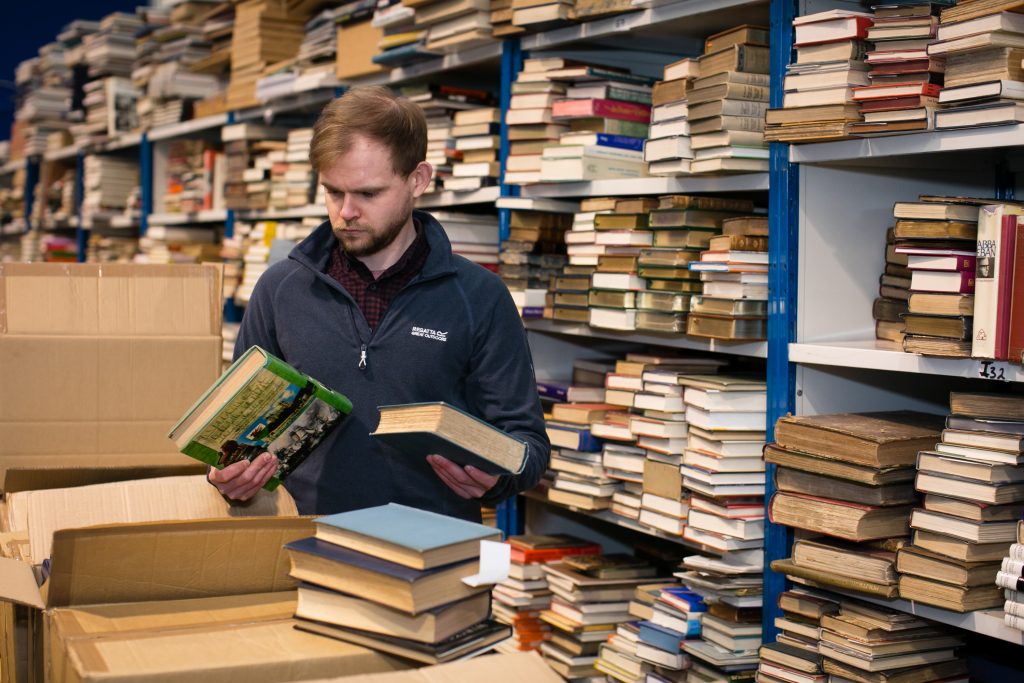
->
xmin=316 ymin=503 xmax=498 ymax=553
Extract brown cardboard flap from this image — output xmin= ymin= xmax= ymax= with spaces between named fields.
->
xmin=0 ymin=557 xmax=44 ymax=609
xmin=0 ymin=263 xmax=222 ymax=336
xmin=17 ymin=475 xmax=298 ymax=561
xmin=305 ymin=652 xmax=564 ymax=683
xmin=3 ymin=463 xmax=207 ymax=494
xmin=46 ymin=516 xmax=314 ymax=608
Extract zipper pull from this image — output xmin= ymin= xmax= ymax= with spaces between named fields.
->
xmin=358 ymin=344 xmax=367 ymax=371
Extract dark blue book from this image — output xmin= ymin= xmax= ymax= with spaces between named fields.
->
xmin=545 ymin=420 xmax=603 ymax=452
xmin=659 ymin=587 xmax=708 ymax=613
xmin=560 ymin=133 xmax=646 ymax=151
xmin=284 ymin=537 xmax=487 ymax=614
xmin=638 ymin=620 xmax=691 ymax=652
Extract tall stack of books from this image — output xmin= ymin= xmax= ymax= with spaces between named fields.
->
xmin=83 ymin=12 xmax=144 ymax=80
xmin=493 ymin=535 xmax=602 ymax=654
xmin=234 ymin=220 xmax=273 ymax=305
xmin=72 ymin=77 xmax=141 ymax=145
xmin=504 ymin=58 xmax=572 ymax=185
xmin=227 ymin=0 xmax=306 ymax=110
xmin=543 ymin=401 xmax=621 ymax=511
xmin=1001 ymin=523 xmax=1024 ymax=632
xmin=766 ymin=411 xmax=943 ymax=598
xmin=449 ymin=107 xmax=502 ymax=192
xmin=892 ymin=196 xmax=982 ymax=358
xmin=628 ymin=582 xmax=705 ymax=680
xmin=13 ymin=52 xmax=72 ymax=157
xmin=292 ymin=5 xmax=348 ymax=91
xmin=680 ymin=374 xmax=767 ymax=553
xmin=850 ymin=2 xmax=945 ymax=136
xmin=541 ymin=554 xmax=667 ymax=681
xmin=81 ymin=155 xmax=139 ymax=227
xmin=676 ymin=553 xmax=763 ymax=678
xmin=906 ymin=392 xmax=1024 ymax=611
xmin=496 ymin=199 xmax=574 ymax=316
xmin=34 ymin=167 xmax=76 ymax=230
xmin=687 ymin=234 xmax=769 ymax=341
xmin=758 ymin=589 xmax=838 ymax=682
xmin=644 ymin=58 xmax=697 ymax=176
xmin=189 ymin=3 xmax=234 ymax=108
xmin=874 ymin=224 xmax=913 ymax=345
xmin=286 ymin=503 xmax=510 ymax=664
xmin=765 ymin=10 xmax=870 ymax=142
xmin=372 ymin=0 xmax=430 ymax=69
xmin=413 ymin=0 xmax=493 ymax=53
xmin=687 ymin=25 xmax=770 ymax=173
xmin=542 ymin=78 xmax=653 ymax=182
xmin=932 ymin=9 xmax=1024 ymax=130
xmin=270 ymin=128 xmax=316 ymax=210
xmin=87 ymin=234 xmax=138 ymax=263
xmin=222 ymin=122 xmax=288 ymax=211
xmin=138 ymin=223 xmax=220 ymax=264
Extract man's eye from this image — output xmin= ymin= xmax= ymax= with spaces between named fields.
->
xmin=361 ymin=192 xmax=376 ymax=199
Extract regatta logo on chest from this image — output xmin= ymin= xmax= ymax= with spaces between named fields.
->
xmin=410 ymin=325 xmax=448 ymax=342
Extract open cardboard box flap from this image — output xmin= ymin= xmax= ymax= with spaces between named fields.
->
xmin=307 ymin=652 xmax=564 ymax=683
xmin=2 ymin=463 xmax=206 ymax=494
xmin=0 ymin=516 xmax=313 ymax=609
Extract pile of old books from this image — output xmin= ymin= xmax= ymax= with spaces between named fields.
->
xmin=286 ymin=502 xmax=512 ymax=664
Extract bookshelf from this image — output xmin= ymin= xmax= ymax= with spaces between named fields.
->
xmin=524 ymin=318 xmax=768 ymax=357
xmin=519 ymin=173 xmax=769 ymax=197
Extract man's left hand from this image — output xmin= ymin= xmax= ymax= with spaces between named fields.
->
xmin=427 ymin=454 xmax=499 ymax=499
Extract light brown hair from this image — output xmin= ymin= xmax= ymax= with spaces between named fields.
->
xmin=309 ymin=86 xmax=427 ymax=176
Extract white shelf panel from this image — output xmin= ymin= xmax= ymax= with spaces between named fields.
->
xmin=813 ymin=586 xmax=1024 ymax=646
xmin=790 ymin=124 xmax=1024 ymax=165
xmin=102 ymin=132 xmax=143 ymax=151
xmin=43 ymin=145 xmax=82 ymax=162
xmin=148 ymin=114 xmax=230 ymax=142
xmin=147 ymin=210 xmax=228 ymax=225
xmin=522 ymin=0 xmax=764 ymax=50
xmin=416 ymin=186 xmax=501 ymax=208
xmin=789 ymin=340 xmax=1024 ymax=383
xmin=518 ymin=173 xmax=768 ymax=198
xmin=526 ymin=318 xmax=768 ymax=357
xmin=237 ymin=205 xmax=327 ymax=221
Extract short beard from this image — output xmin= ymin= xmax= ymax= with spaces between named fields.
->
xmin=334 ymin=210 xmax=410 ymax=258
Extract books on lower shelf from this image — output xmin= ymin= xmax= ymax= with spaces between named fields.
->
xmin=286 ymin=502 xmax=510 ymax=664
xmin=169 ymin=345 xmax=353 ymax=489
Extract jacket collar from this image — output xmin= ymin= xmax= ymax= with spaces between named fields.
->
xmin=289 ymin=209 xmax=458 ymax=283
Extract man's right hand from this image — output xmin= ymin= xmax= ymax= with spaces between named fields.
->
xmin=208 ymin=452 xmax=279 ymax=501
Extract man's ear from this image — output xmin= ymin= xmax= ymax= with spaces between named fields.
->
xmin=409 ymin=161 xmax=433 ymax=198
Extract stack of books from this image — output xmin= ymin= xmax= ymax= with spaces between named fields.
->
xmin=13 ymin=35 xmax=73 ymax=157
xmin=503 ymin=58 xmax=574 ymax=185
xmin=643 ymin=58 xmax=698 ymax=176
xmin=850 ymin=1 xmax=945 ymax=136
xmin=554 ymin=197 xmax=616 ymax=321
xmin=221 ymin=122 xmax=288 ymax=211
xmin=686 ymin=215 xmax=769 ymax=340
xmin=430 ymin=210 xmax=500 ymax=268
xmin=908 ymin=392 xmax=1024 ymax=611
xmin=493 ymin=534 xmax=602 ymax=653
xmin=687 ymin=25 xmax=771 ymax=173
xmin=490 ymin=0 xmax=523 ymax=37
xmin=227 ymin=0 xmax=306 ymax=110
xmin=892 ymin=196 xmax=983 ymax=357
xmin=679 ymin=374 xmax=767 ymax=553
xmin=406 ymin=84 xmax=495 ymax=195
xmin=372 ymin=0 xmax=432 ymax=69
xmin=759 ymin=589 xmax=838 ymax=681
xmin=413 ymin=0 xmax=493 ymax=53
xmin=932 ymin=9 xmax=1024 ymax=130
xmin=74 ymin=77 xmax=142 ymax=145
xmin=767 ymin=411 xmax=944 ymax=598
xmin=766 ymin=9 xmax=870 ymax=142
xmin=188 ymin=3 xmax=234 ymax=110
xmin=138 ymin=224 xmax=220 ymax=264
xmin=629 ymin=583 xmax=706 ymax=679
xmin=544 ymin=401 xmax=623 ymax=511
xmin=540 ymin=554 xmax=667 ymax=680
xmin=676 ymin=574 xmax=761 ymax=676
xmin=83 ymin=11 xmax=144 ymax=80
xmin=270 ymin=128 xmax=316 ymax=210
xmin=873 ymin=223 xmax=914 ymax=345
xmin=292 ymin=5 xmax=348 ymax=90
xmin=233 ymin=220 xmax=273 ymax=305
xmin=286 ymin=502 xmax=511 ymax=664
xmin=449 ymin=107 xmax=502 ymax=192
xmin=1000 ymin=523 xmax=1024 ymax=631
xmin=496 ymin=197 xmax=576 ymax=317
xmin=87 ymin=234 xmax=138 ymax=263
xmin=162 ymin=139 xmax=224 ymax=214
xmin=81 ymin=155 xmax=139 ymax=228
xmin=542 ymin=67 xmax=655 ymax=182
xmin=34 ymin=166 xmax=77 ymax=230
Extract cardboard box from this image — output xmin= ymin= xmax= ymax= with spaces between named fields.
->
xmin=63 ymin=618 xmax=408 ymax=683
xmin=48 ymin=592 xmax=298 ymax=683
xmin=0 ymin=264 xmax=223 ymax=481
xmin=5 ymin=475 xmax=297 ymax=562
xmin=305 ymin=652 xmax=564 ymax=683
xmin=335 ymin=21 xmax=387 ymax=80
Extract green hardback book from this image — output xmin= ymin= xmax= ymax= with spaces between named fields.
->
xmin=168 ymin=345 xmax=352 ymax=490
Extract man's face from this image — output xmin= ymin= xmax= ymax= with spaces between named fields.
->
xmin=320 ymin=134 xmax=430 ymax=257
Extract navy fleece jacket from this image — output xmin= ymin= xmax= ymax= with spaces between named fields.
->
xmin=234 ymin=209 xmax=550 ymax=521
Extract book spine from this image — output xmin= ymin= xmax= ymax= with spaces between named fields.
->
xmin=594 ymin=134 xmax=646 ymax=151
xmin=591 ymin=99 xmax=654 ymax=122
xmin=995 ymin=570 xmax=1024 ymax=591
xmin=1004 ymin=598 xmax=1024 ymax=618
xmin=736 ymin=45 xmax=771 ymax=73
xmin=1005 ymin=612 xmax=1024 ymax=632
xmin=974 ymin=205 xmax=1007 ymax=359
xmin=537 ymin=381 xmax=569 ymax=401
xmin=1012 ymin=543 xmax=1024 ymax=561
xmin=1009 ymin=217 xmax=1024 ymax=364
xmin=1002 ymin=557 xmax=1024 ymax=576
xmin=722 ymin=83 xmax=771 ymax=102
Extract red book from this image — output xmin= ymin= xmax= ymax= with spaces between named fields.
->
xmin=858 ymin=95 xmax=937 ymax=112
xmin=1007 ymin=222 xmax=1024 ymax=362
xmin=202 ymin=148 xmax=216 ymax=211
xmin=551 ymin=98 xmax=652 ymax=123
xmin=996 ymin=215 xmax=1019 ymax=360
xmin=794 ymin=16 xmax=872 ymax=46
xmin=852 ymin=82 xmax=942 ymax=101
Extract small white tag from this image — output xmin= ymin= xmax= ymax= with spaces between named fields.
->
xmin=461 ymin=540 xmax=511 ymax=587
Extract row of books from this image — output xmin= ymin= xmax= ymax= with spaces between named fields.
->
xmin=768 ymin=392 xmax=1024 ymax=615
xmin=766 ymin=3 xmax=1024 ymax=143
xmin=873 ymin=195 xmax=1024 ymax=363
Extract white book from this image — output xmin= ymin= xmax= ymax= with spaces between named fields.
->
xmin=683 ymin=387 xmax=766 ymax=412
xmin=643 ymin=135 xmax=692 ymax=162
xmin=634 ymin=393 xmax=686 ymax=413
xmin=685 ymin=406 xmax=767 ymax=431
xmin=638 ymin=507 xmax=685 ymax=535
xmin=640 ymin=492 xmax=688 ymax=518
xmin=687 ymin=509 xmax=764 ymax=541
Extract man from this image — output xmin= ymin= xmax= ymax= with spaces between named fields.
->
xmin=208 ymin=86 xmax=549 ymax=522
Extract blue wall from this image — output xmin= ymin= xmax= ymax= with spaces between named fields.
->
xmin=0 ymin=1 xmax=143 ymax=142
